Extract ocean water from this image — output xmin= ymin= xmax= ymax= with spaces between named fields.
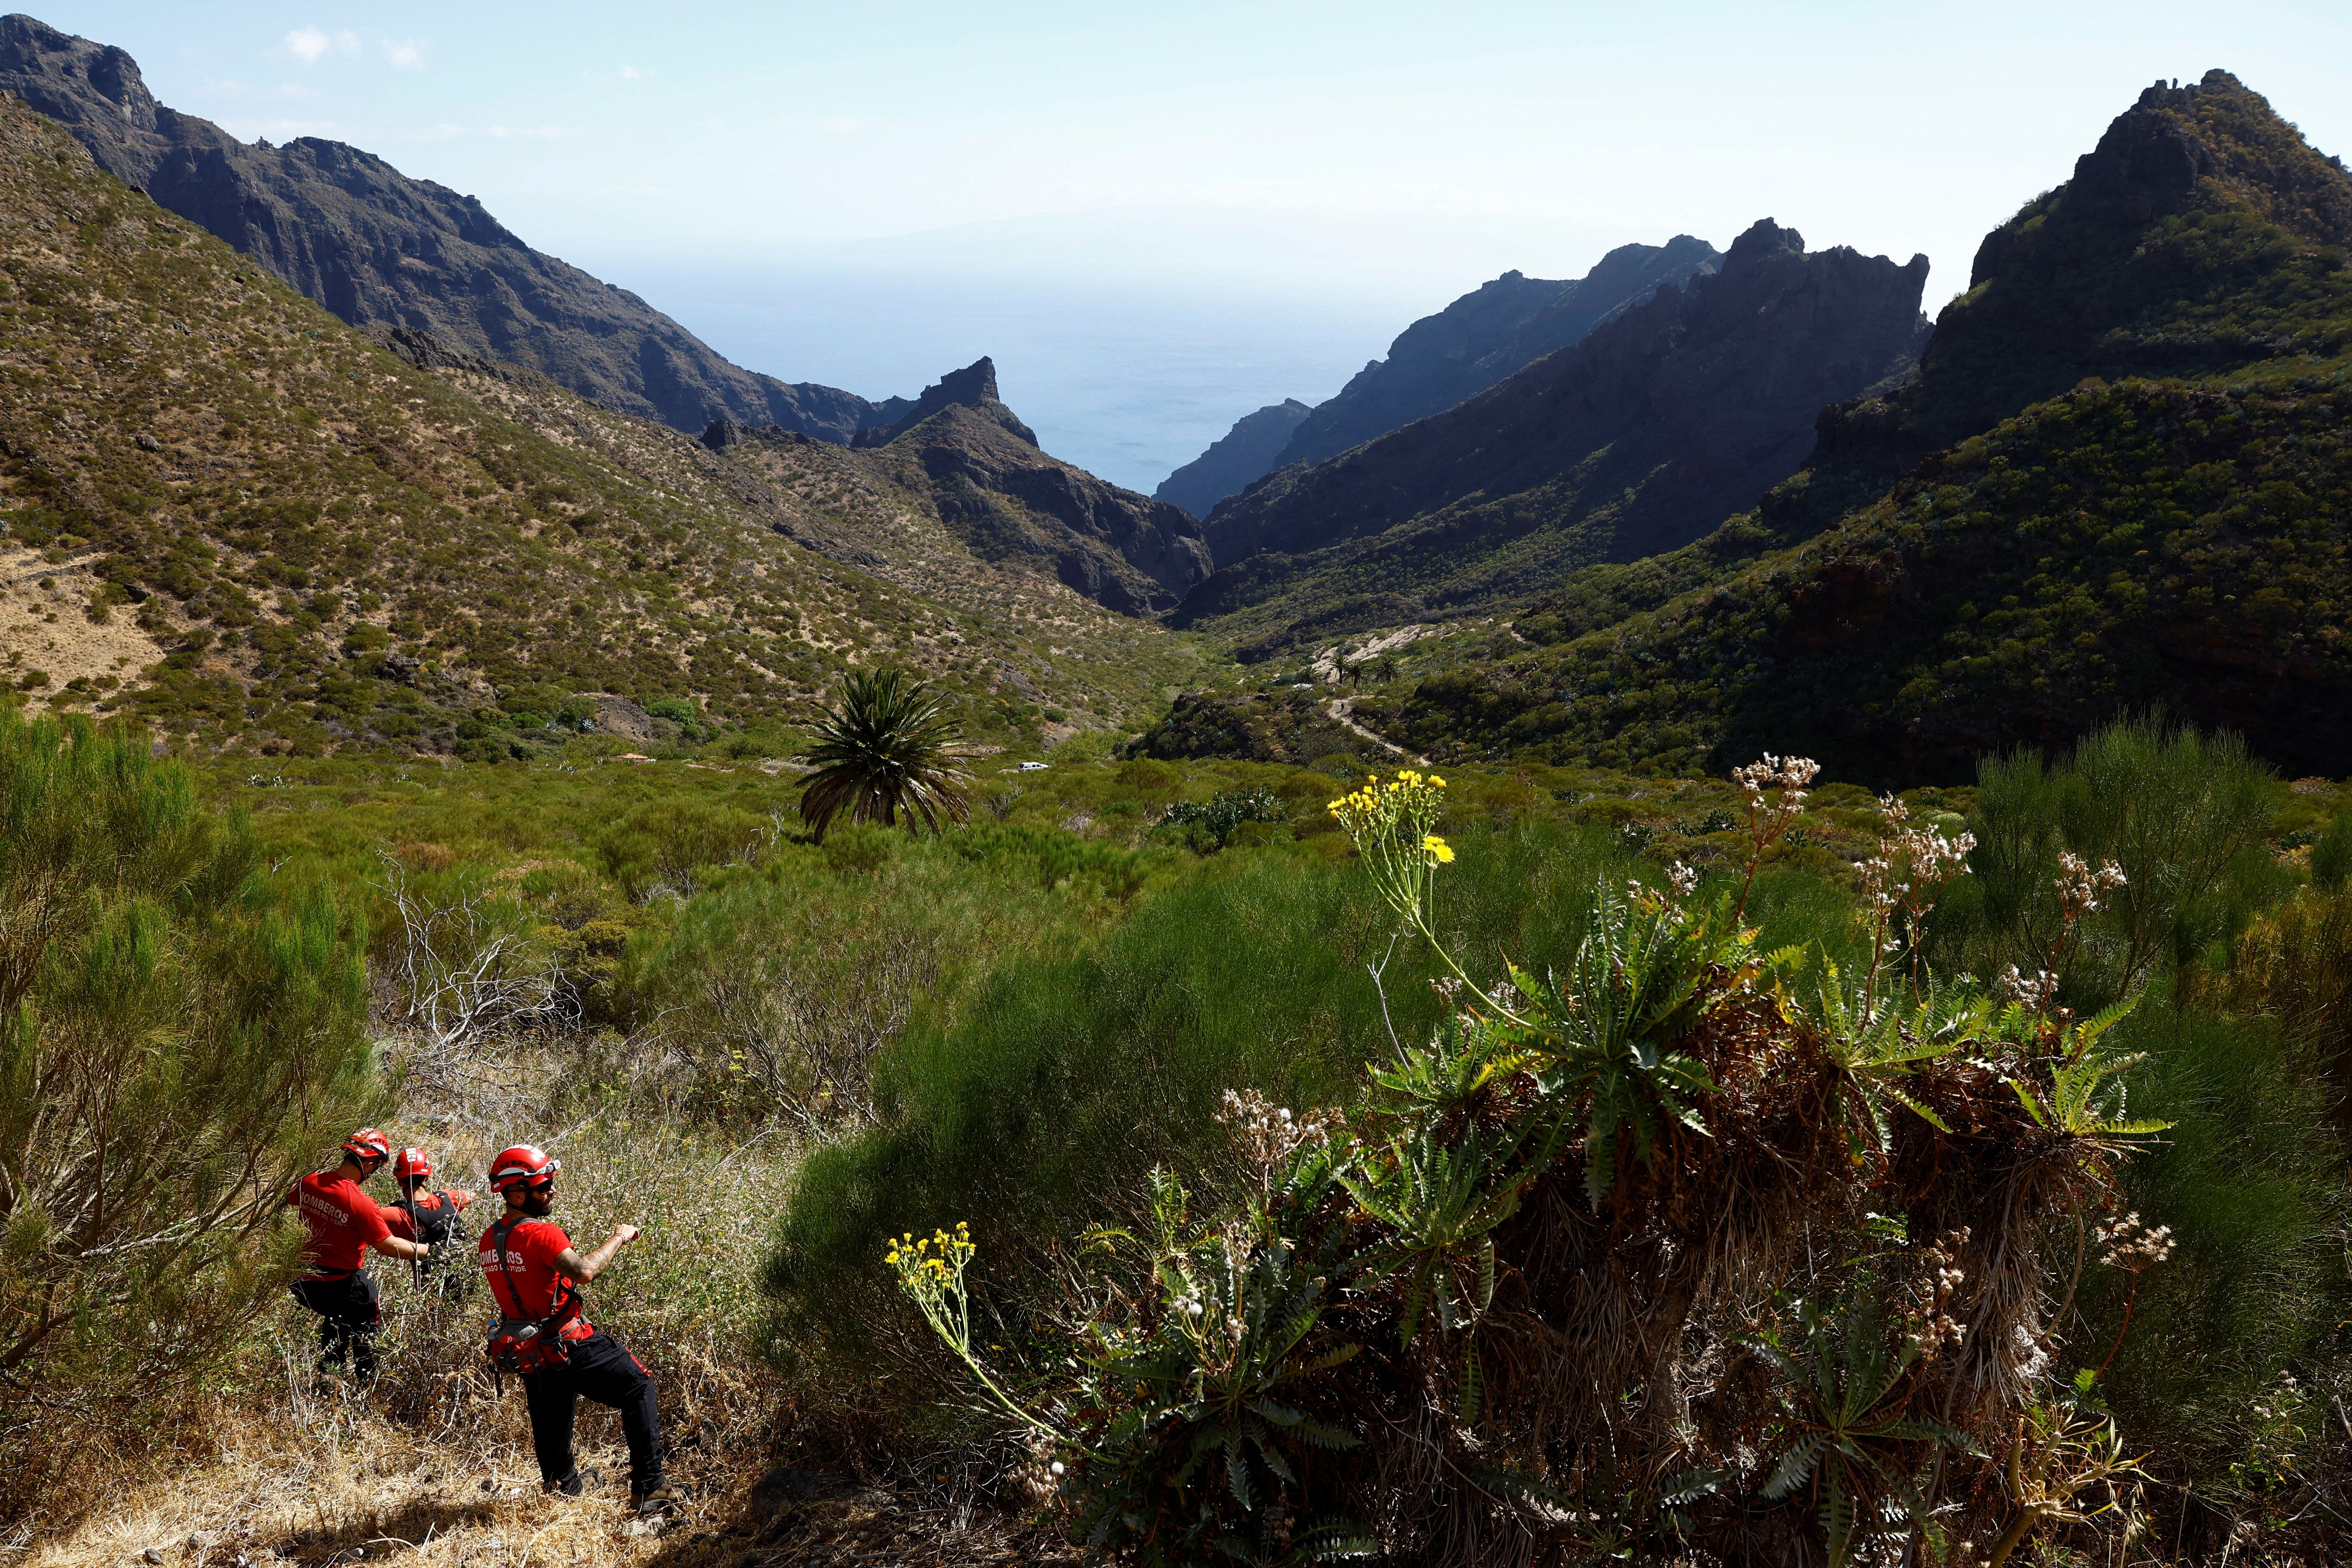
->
xmin=606 ymin=262 xmax=1410 ymax=497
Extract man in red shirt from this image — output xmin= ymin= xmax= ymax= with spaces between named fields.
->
xmin=285 ymin=1128 xmax=436 ymax=1383
xmin=384 ymin=1146 xmax=475 ymax=1297
xmin=479 ymin=1143 xmax=676 ymax=1515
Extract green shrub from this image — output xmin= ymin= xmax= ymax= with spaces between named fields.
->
xmin=1155 ymin=786 xmax=1286 ymax=852
xmin=0 ymin=713 xmax=377 ymax=1522
xmin=870 ymin=793 xmax=2163 ymax=1565
xmin=594 ymin=798 xmax=770 ymax=898
xmin=2095 ymin=1003 xmax=2347 ymax=1474
xmin=762 ymin=823 xmax=1629 ymax=1381
xmin=1950 ymin=718 xmax=2284 ymax=1005
xmin=2313 ymin=809 xmax=2352 ymax=892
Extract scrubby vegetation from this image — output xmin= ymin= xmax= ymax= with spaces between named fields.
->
xmin=6 ymin=50 xmax=2352 ymax=1568
xmin=5 ymin=700 xmax=2350 ymax=1566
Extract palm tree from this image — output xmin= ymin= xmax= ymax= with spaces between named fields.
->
xmin=798 ymin=667 xmax=973 ymax=840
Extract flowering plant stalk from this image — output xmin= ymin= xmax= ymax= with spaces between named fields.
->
xmin=1328 ymin=771 xmax=1520 ymax=1020
xmin=886 ymin=1223 xmax=1092 ymax=1459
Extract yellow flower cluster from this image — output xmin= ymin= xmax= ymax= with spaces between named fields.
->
xmin=1328 ymin=769 xmax=1448 ymax=835
xmin=886 ymin=1221 xmax=974 ymax=1289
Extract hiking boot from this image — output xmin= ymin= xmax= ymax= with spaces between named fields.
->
xmin=545 ymin=1467 xmax=603 ymax=1498
xmin=630 ymin=1484 xmax=679 ymax=1517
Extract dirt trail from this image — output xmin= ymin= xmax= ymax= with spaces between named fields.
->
xmin=1323 ymin=696 xmax=1425 ymax=765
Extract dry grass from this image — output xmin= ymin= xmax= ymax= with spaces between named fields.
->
xmin=0 ymin=546 xmax=165 ymax=710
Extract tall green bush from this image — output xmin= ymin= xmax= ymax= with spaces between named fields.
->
xmin=762 ymin=826 xmax=1635 ymax=1374
xmin=1952 ymin=718 xmax=2284 ymax=1003
xmin=2094 ymin=1006 xmax=2346 ymax=1469
xmin=631 ymin=830 xmax=1136 ymax=1127
xmin=0 ymin=714 xmax=376 ymax=1522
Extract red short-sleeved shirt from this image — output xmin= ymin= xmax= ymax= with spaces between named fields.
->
xmin=477 ymin=1216 xmax=594 ymax=1340
xmin=287 ymin=1171 xmax=394 ymax=1279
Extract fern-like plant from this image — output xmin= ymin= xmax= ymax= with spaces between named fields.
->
xmin=798 ymin=667 xmax=972 ymax=840
xmin=1751 ymin=1293 xmax=1978 ymax=1567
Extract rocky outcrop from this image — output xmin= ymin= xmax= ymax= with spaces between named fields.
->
xmin=881 ymin=401 xmax=1210 ymax=612
xmin=1153 ymin=399 xmax=1310 ymax=519
xmin=1125 ymin=689 xmax=1366 ymax=766
xmin=701 ymin=360 xmax=1214 ymax=616
xmin=1267 ymin=236 xmax=1723 ymax=474
xmin=852 ymin=357 xmax=1037 ymax=448
xmin=1381 ymin=71 xmax=2352 ymax=783
xmin=1182 ymin=221 xmax=1930 ymax=644
xmin=0 ymin=14 xmax=907 ymax=438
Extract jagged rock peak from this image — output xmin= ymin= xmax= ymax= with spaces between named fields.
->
xmin=0 ymin=14 xmax=159 ymax=135
xmin=1725 ymin=218 xmax=1806 ymax=267
xmin=855 ymin=356 xmax=1039 ymax=448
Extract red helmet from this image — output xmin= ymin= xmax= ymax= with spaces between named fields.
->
xmin=343 ymin=1128 xmax=392 ymax=1163
xmin=393 ymin=1147 xmax=432 ymax=1180
xmin=489 ymin=1144 xmax=560 ymax=1194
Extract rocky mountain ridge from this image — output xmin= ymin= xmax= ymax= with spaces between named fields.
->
xmin=0 ymin=13 xmax=912 ymax=440
xmin=1177 ymin=220 xmax=1931 ymax=652
xmin=1365 ymin=70 xmax=2352 ymax=782
xmin=1267 ymin=235 xmax=1724 ymax=476
xmin=1153 ymin=399 xmax=1310 ymax=520
xmin=703 ymin=355 xmax=1211 ymax=614
xmin=1155 ymin=239 xmax=1720 ymax=520
xmin=0 ymin=95 xmax=1207 ymax=756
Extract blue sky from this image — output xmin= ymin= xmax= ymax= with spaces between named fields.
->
xmin=27 ymin=2 xmax=2352 ymax=487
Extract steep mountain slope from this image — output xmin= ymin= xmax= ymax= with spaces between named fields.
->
xmin=0 ymin=95 xmax=1206 ymax=755
xmin=1269 ymin=236 xmax=1723 ymax=474
xmin=1370 ymin=72 xmax=2352 ymax=782
xmin=1154 ymin=399 xmax=1310 ymax=519
xmin=707 ymin=356 xmax=1212 ymax=614
xmin=1178 ymin=221 xmax=1929 ymax=651
xmin=0 ymin=13 xmax=909 ymax=439
xmin=1152 ymin=240 xmax=1719 ymax=519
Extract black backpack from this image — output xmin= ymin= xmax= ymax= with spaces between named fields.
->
xmin=395 ymin=1190 xmax=469 ymax=1259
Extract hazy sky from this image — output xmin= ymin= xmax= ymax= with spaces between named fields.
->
xmin=25 ymin=2 xmax=2352 ymax=486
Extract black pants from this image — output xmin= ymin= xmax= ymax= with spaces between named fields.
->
xmin=521 ymin=1331 xmax=663 ymax=1493
xmin=289 ymin=1272 xmax=381 ymax=1380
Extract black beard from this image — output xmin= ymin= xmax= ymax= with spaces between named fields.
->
xmin=522 ymin=1190 xmax=555 ymax=1218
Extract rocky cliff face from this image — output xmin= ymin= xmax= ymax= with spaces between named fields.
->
xmin=852 ymin=357 xmax=1037 ymax=448
xmin=1775 ymin=68 xmax=2352 ymax=534
xmin=0 ymin=13 xmax=904 ymax=439
xmin=1153 ymin=399 xmax=1310 ymax=519
xmin=1151 ymin=239 xmax=1720 ymax=521
xmin=1180 ymin=221 xmax=1929 ymax=647
xmin=1268 ymin=236 xmax=1723 ymax=474
xmin=881 ymin=403 xmax=1211 ymax=613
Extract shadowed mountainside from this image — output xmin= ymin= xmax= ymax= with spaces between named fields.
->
xmin=0 ymin=13 xmax=911 ymax=439
xmin=708 ymin=357 xmax=1211 ymax=614
xmin=1178 ymin=220 xmax=1930 ymax=653
xmin=1153 ymin=399 xmax=1310 ymax=520
xmin=1270 ymin=235 xmax=1723 ymax=474
xmin=1153 ymin=239 xmax=1720 ymax=519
